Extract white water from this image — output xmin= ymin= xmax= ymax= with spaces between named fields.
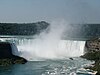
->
xmin=18 ymin=40 xmax=85 ymax=61
xmin=14 ymin=21 xmax=86 ymax=61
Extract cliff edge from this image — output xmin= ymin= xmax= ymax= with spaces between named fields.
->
xmin=0 ymin=42 xmax=27 ymax=66
xmin=81 ymin=38 xmax=100 ymax=75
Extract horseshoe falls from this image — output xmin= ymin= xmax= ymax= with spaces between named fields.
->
xmin=17 ymin=39 xmax=85 ymax=61
xmin=0 ymin=21 xmax=93 ymax=75
xmin=8 ymin=21 xmax=85 ymax=61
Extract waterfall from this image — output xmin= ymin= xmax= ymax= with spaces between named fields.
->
xmin=0 ymin=21 xmax=86 ymax=61
xmin=0 ymin=37 xmax=85 ymax=61
xmin=16 ymin=21 xmax=85 ymax=61
xmin=17 ymin=40 xmax=85 ymax=61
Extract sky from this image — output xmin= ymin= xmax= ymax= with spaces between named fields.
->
xmin=0 ymin=0 xmax=100 ymax=23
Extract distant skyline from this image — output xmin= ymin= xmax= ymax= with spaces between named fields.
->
xmin=0 ymin=0 xmax=100 ymax=23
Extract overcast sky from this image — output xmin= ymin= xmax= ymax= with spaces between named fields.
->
xmin=0 ymin=0 xmax=100 ymax=23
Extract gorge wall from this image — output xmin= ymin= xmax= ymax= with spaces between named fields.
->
xmin=82 ymin=38 xmax=100 ymax=75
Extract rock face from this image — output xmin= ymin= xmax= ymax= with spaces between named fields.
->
xmin=82 ymin=38 xmax=100 ymax=60
xmin=0 ymin=42 xmax=27 ymax=66
xmin=81 ymin=38 xmax=100 ymax=75
xmin=84 ymin=38 xmax=100 ymax=53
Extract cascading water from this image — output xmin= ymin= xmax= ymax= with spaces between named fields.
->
xmin=17 ymin=40 xmax=85 ymax=61
xmin=14 ymin=21 xmax=86 ymax=61
xmin=0 ymin=21 xmax=91 ymax=75
xmin=0 ymin=21 xmax=86 ymax=61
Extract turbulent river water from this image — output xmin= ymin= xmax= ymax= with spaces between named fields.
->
xmin=0 ymin=37 xmax=93 ymax=75
xmin=0 ymin=21 xmax=94 ymax=75
xmin=0 ymin=57 xmax=92 ymax=75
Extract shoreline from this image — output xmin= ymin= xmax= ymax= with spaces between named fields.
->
xmin=81 ymin=38 xmax=100 ymax=75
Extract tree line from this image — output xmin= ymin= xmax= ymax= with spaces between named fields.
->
xmin=0 ymin=21 xmax=49 ymax=35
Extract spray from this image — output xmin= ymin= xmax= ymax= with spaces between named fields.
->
xmin=17 ymin=20 xmax=85 ymax=61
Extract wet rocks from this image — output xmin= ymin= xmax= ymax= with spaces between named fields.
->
xmin=82 ymin=38 xmax=100 ymax=60
xmin=0 ymin=42 xmax=27 ymax=66
xmin=81 ymin=38 xmax=100 ymax=74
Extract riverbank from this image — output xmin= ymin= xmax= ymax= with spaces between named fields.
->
xmin=81 ymin=38 xmax=100 ymax=75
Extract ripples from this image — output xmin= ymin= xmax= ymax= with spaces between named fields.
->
xmin=41 ymin=58 xmax=93 ymax=75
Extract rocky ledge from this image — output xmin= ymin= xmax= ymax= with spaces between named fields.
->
xmin=81 ymin=38 xmax=100 ymax=75
xmin=0 ymin=42 xmax=27 ymax=66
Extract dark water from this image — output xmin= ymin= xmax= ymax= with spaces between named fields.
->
xmin=0 ymin=58 xmax=92 ymax=75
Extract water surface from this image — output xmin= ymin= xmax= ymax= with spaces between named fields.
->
xmin=0 ymin=58 xmax=92 ymax=75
